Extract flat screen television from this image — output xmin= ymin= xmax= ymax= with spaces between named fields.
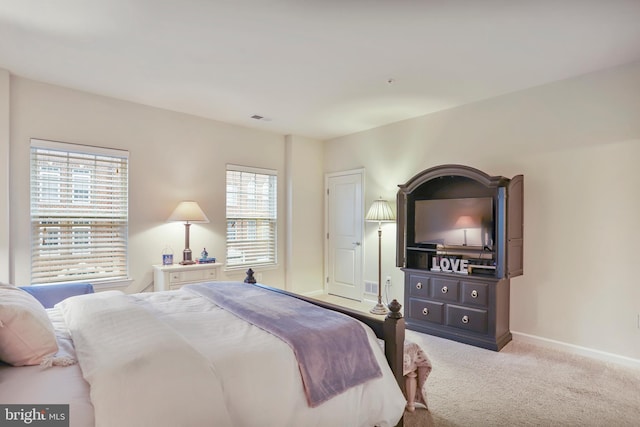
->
xmin=414 ymin=197 xmax=494 ymax=248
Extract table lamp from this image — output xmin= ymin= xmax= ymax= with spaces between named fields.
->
xmin=168 ymin=201 xmax=209 ymax=265
xmin=455 ymin=215 xmax=476 ymax=246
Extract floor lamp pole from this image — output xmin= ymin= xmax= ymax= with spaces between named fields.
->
xmin=365 ymin=198 xmax=394 ymax=315
xmin=370 ymin=223 xmax=388 ymax=315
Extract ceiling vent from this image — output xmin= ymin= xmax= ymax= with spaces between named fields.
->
xmin=250 ymin=114 xmax=272 ymax=122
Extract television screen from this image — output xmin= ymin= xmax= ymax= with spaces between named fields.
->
xmin=414 ymin=197 xmax=493 ymax=247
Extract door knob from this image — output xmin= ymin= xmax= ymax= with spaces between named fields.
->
xmin=352 ymin=242 xmax=361 ymax=246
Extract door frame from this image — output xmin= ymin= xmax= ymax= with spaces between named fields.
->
xmin=324 ymin=168 xmax=365 ymax=297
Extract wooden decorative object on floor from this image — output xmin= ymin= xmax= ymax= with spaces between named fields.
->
xmin=403 ymin=340 xmax=432 ymax=412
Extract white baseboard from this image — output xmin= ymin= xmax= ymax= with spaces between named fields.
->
xmin=362 ymin=293 xmax=378 ymax=302
xmin=301 ymin=289 xmax=324 ymax=297
xmin=511 ymin=331 xmax=640 ymax=370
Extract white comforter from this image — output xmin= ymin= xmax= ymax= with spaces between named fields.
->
xmin=6 ymin=289 xmax=405 ymax=427
xmin=58 ymin=291 xmax=233 ymax=427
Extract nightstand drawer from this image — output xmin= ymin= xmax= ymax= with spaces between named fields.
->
xmin=446 ymin=305 xmax=488 ymax=334
xmin=172 ymin=270 xmax=201 ymax=283
xmin=153 ymin=263 xmax=224 ymax=292
xmin=170 ymin=268 xmax=217 ymax=284
xmin=408 ymin=274 xmax=430 ymax=298
xmin=203 ymin=268 xmax=218 ymax=280
xmin=409 ymin=298 xmax=443 ymax=325
xmin=169 ymin=283 xmax=185 ymax=291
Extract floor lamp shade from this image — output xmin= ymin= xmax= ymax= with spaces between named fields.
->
xmin=365 ymin=198 xmax=396 ymax=315
xmin=365 ymin=199 xmax=396 ymax=223
xmin=168 ymin=201 xmax=209 ymax=265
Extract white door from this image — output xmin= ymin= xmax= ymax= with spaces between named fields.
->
xmin=325 ymin=170 xmax=364 ymax=301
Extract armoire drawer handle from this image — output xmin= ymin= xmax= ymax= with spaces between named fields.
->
xmin=471 ymin=290 xmax=478 ymax=298
xmin=441 ymin=286 xmax=448 ymax=294
xmin=462 ymin=315 xmax=469 ymax=324
xmin=422 ymin=308 xmax=429 ymax=316
xmin=416 ymin=282 xmax=422 ymax=290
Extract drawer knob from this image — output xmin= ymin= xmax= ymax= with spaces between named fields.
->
xmin=441 ymin=286 xmax=448 ymax=294
xmin=462 ymin=315 xmax=469 ymax=324
xmin=422 ymin=308 xmax=429 ymax=316
xmin=471 ymin=290 xmax=478 ymax=298
xmin=416 ymin=282 xmax=423 ymax=290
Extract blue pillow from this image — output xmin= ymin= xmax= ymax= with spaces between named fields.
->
xmin=19 ymin=283 xmax=94 ymax=308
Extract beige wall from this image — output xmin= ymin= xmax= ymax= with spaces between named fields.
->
xmin=325 ymin=61 xmax=640 ymax=361
xmin=285 ymin=135 xmax=325 ymax=294
xmin=4 ymin=60 xmax=640 ymax=362
xmin=6 ymin=75 xmax=325 ymax=294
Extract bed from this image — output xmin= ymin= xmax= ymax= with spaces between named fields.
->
xmin=0 ymin=276 xmax=408 ymax=427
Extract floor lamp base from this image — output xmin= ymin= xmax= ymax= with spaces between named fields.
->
xmin=370 ymin=302 xmax=388 ymax=315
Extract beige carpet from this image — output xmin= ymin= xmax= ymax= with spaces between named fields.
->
xmin=402 ymin=330 xmax=640 ymax=426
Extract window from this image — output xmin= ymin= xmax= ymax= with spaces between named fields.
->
xmin=30 ymin=139 xmax=129 ymax=284
xmin=226 ymin=165 xmax=277 ymax=269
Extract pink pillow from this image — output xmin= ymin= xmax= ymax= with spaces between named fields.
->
xmin=0 ymin=284 xmax=59 ymax=366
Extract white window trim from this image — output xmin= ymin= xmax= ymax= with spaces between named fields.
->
xmin=225 ymin=164 xmax=278 ymax=271
xmin=30 ymin=138 xmax=130 ymax=285
xmin=31 ymin=138 xmax=129 ymax=159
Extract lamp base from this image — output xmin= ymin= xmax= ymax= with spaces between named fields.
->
xmin=180 ymin=248 xmax=195 ymax=265
xmin=370 ymin=303 xmax=388 ymax=315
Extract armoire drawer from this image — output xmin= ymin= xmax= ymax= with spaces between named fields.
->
xmin=446 ymin=305 xmax=488 ymax=334
xmin=430 ymin=278 xmax=459 ymax=303
xmin=409 ymin=298 xmax=444 ymax=325
xmin=461 ymin=281 xmax=488 ymax=307
xmin=408 ymin=274 xmax=431 ymax=299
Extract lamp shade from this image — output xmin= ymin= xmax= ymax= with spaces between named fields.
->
xmin=454 ymin=215 xmax=476 ymax=228
xmin=365 ymin=199 xmax=396 ymax=223
xmin=167 ymin=201 xmax=210 ymax=223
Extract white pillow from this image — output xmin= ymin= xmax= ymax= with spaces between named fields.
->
xmin=0 ymin=284 xmax=59 ymax=366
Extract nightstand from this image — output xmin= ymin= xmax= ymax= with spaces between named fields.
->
xmin=153 ymin=263 xmax=224 ymax=292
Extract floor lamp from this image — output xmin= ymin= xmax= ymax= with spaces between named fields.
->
xmin=168 ymin=201 xmax=209 ymax=265
xmin=366 ymin=198 xmax=396 ymax=315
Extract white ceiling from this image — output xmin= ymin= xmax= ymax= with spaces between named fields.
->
xmin=2 ymin=1 xmax=640 ymax=140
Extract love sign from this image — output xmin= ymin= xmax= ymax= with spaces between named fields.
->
xmin=432 ymin=257 xmax=468 ymax=274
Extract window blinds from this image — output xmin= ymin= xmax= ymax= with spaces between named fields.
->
xmin=30 ymin=139 xmax=129 ymax=284
xmin=226 ymin=165 xmax=277 ymax=269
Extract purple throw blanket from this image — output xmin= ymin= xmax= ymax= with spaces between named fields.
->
xmin=184 ymin=282 xmax=382 ymax=407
